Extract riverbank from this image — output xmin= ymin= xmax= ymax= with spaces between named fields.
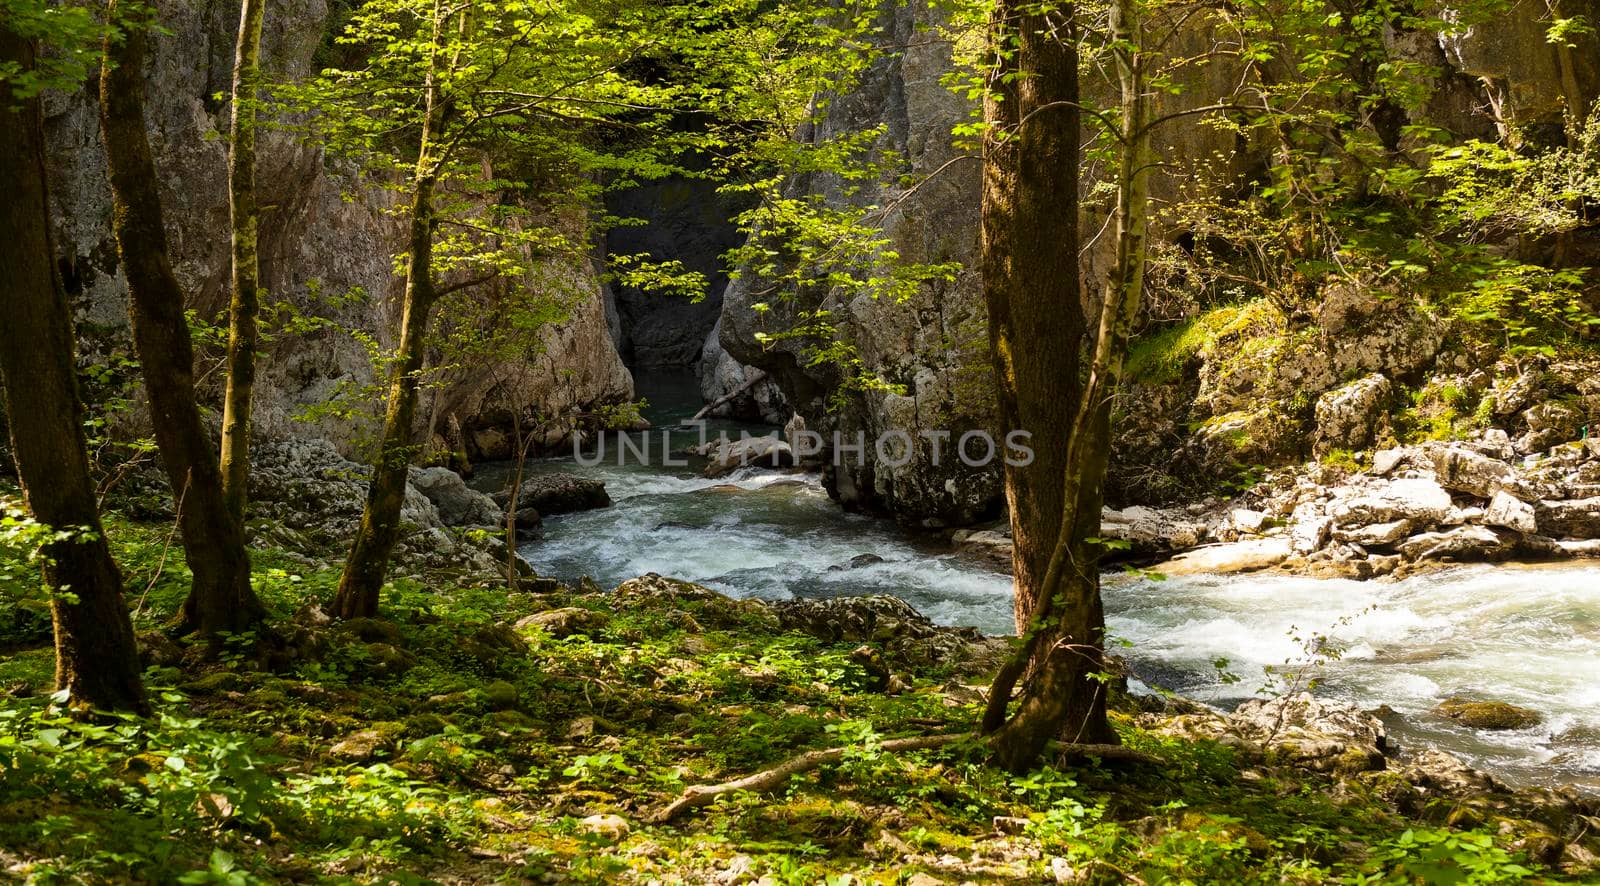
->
xmin=3 ymin=517 xmax=1599 ymax=881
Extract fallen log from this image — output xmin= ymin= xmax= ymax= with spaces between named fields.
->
xmin=691 ymin=371 xmax=768 ymax=422
xmin=654 ymin=732 xmax=1159 ymax=822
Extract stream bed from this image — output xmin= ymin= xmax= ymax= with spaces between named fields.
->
xmin=496 ymin=373 xmax=1600 ymax=789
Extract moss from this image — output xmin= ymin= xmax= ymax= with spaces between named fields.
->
xmin=1436 ymin=698 xmax=1543 ymax=730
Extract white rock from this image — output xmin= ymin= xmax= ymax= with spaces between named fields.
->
xmin=1158 ymin=538 xmax=1293 ymax=576
xmin=1483 ymin=491 xmax=1537 ymax=534
xmin=1369 ymin=448 xmax=1407 ymax=476
xmin=578 ymin=813 xmax=631 ymax=842
xmin=1397 ymin=525 xmax=1512 ymax=562
xmin=1335 ymin=519 xmax=1413 ymax=547
xmin=1330 ymin=478 xmax=1453 ymax=528
xmin=1230 ymin=508 xmax=1270 ymax=534
xmin=1290 ymin=515 xmax=1333 ymax=554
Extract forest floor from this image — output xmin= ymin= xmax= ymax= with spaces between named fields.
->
xmin=0 ymin=509 xmax=1595 ymax=884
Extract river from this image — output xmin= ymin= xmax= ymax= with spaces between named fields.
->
xmin=492 ymin=372 xmax=1600 ymax=789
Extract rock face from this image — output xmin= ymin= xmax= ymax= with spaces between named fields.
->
xmin=697 ymin=320 xmax=790 ymax=425
xmin=46 ymin=0 xmax=631 ymax=460
xmin=717 ymin=0 xmax=999 ymax=526
xmin=713 ymin=0 xmax=1595 ymax=519
xmin=606 ymin=176 xmax=748 ymax=369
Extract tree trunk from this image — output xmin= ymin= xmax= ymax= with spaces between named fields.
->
xmin=978 ymin=0 xmax=1122 ymax=770
xmin=334 ymin=4 xmax=449 ymax=618
xmin=0 ymin=27 xmax=148 ymax=714
xmin=101 ymin=1 xmax=265 ymax=639
xmin=220 ymin=0 xmax=266 ymax=525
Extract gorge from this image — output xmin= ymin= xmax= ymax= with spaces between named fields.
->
xmin=3 ymin=0 xmax=1600 ymax=880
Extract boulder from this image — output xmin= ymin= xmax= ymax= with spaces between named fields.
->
xmin=1329 ymin=478 xmax=1453 ymax=528
xmin=578 ymin=813 xmax=631 ymax=842
xmin=1436 ymin=698 xmax=1542 ymax=730
xmin=1314 ymin=373 xmax=1391 ymax=453
xmin=1157 ymin=538 xmax=1294 ymax=575
xmin=771 ymin=594 xmax=1002 ymax=673
xmin=951 ymin=528 xmax=1014 ymax=570
xmin=1397 ymin=525 xmax=1514 ymax=562
xmin=1334 ymin=519 xmax=1413 ymax=547
xmin=1534 ymin=498 xmax=1600 ymax=539
xmin=1398 ymin=749 xmax=1507 ymax=797
xmin=1230 ymin=693 xmax=1387 ymax=773
xmin=1290 ymin=515 xmax=1333 ymax=554
xmin=612 ymin=574 xmax=778 ymax=631
xmin=410 ymin=466 xmax=503 ymax=527
xmin=515 ymin=607 xmax=610 ymax=639
xmin=1483 ymin=491 xmax=1537 ymax=534
xmin=703 ymin=435 xmax=795 ymax=478
xmin=1368 ymin=447 xmax=1409 ymax=476
xmin=1229 ymin=508 xmax=1270 ymax=534
xmin=1426 ymin=444 xmax=1522 ymax=499
xmin=1100 ymin=506 xmax=1207 ymax=553
xmin=1518 ymin=401 xmax=1584 ymax=453
xmin=494 ymin=473 xmax=611 ymax=515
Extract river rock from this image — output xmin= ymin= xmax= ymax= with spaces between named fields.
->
xmin=1230 ymin=693 xmax=1387 ymax=773
xmin=702 ymin=435 xmax=795 ymax=478
xmin=770 ymin=594 xmax=1002 ymax=673
xmin=1334 ymin=519 xmax=1413 ymax=547
xmin=1534 ymin=497 xmax=1600 ymax=539
xmin=1314 ymin=373 xmax=1391 ymax=453
xmin=1100 ymin=506 xmax=1207 ymax=553
xmin=1483 ymin=490 xmax=1538 ymax=534
xmin=1397 ymin=525 xmax=1514 ymax=562
xmin=951 ymin=528 xmax=1014 ymax=569
xmin=1290 ymin=514 xmax=1333 ymax=554
xmin=1157 ymin=538 xmax=1294 ymax=575
xmin=1369 ymin=448 xmax=1408 ymax=476
xmin=494 ymin=473 xmax=611 ymax=515
xmin=1329 ymin=478 xmax=1453 ymax=528
xmin=1436 ymin=698 xmax=1543 ymax=730
xmin=410 ymin=466 xmax=503 ymax=527
xmin=1426 ymin=443 xmax=1523 ymax=499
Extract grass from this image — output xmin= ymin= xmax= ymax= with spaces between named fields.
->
xmin=0 ymin=493 xmax=1593 ymax=883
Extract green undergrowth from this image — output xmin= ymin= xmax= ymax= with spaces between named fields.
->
xmin=0 ymin=504 xmax=1583 ymax=883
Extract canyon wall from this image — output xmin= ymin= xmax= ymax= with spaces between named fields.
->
xmin=44 ymin=0 xmax=632 ymax=461
xmin=715 ymin=0 xmax=1600 ymax=521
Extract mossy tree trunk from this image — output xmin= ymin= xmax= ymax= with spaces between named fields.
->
xmin=981 ymin=0 xmax=1153 ymax=771
xmin=220 ymin=0 xmax=266 ymax=526
xmin=333 ymin=2 xmax=450 ymax=619
xmin=0 ymin=26 xmax=148 ymax=714
xmin=100 ymin=1 xmax=265 ymax=640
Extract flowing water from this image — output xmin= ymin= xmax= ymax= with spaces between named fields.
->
xmin=496 ymin=372 xmax=1600 ymax=788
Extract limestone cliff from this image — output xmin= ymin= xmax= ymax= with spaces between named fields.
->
xmin=716 ymin=0 xmax=1600 ymax=519
xmin=44 ymin=0 xmax=632 ymax=461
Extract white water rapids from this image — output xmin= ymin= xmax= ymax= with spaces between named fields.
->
xmin=493 ymin=374 xmax=1600 ymax=788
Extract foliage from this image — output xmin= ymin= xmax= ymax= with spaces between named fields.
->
xmin=0 ymin=511 xmax=1586 ymax=882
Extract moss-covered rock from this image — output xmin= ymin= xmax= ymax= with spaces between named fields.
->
xmin=1436 ymin=698 xmax=1543 ymax=730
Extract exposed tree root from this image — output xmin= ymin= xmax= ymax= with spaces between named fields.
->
xmin=655 ymin=733 xmax=1161 ymax=822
